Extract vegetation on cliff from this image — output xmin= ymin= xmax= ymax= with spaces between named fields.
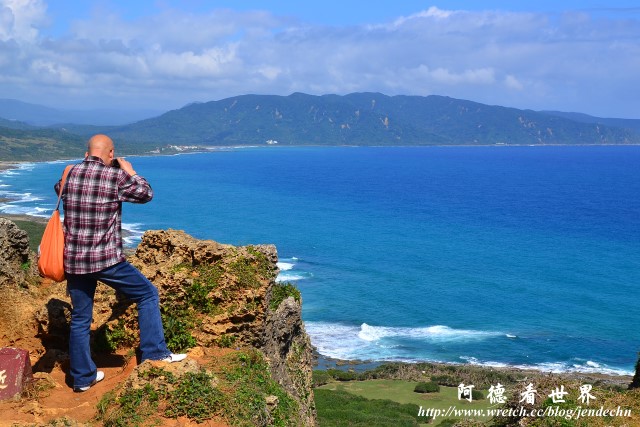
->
xmin=0 ymin=220 xmax=316 ymax=426
xmin=98 ymin=350 xmax=300 ymax=427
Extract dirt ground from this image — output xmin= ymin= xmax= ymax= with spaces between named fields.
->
xmin=0 ymin=348 xmax=231 ymax=427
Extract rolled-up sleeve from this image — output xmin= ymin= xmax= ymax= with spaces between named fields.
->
xmin=118 ymin=173 xmax=153 ymax=203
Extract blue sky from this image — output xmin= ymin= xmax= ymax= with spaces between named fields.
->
xmin=1 ymin=0 xmax=639 ymax=117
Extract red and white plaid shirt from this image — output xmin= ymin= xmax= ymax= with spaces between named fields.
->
xmin=56 ymin=156 xmax=153 ymax=274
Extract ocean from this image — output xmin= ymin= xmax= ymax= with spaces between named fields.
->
xmin=2 ymin=145 xmax=639 ymax=376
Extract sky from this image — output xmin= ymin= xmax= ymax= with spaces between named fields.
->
xmin=1 ymin=0 xmax=639 ymax=118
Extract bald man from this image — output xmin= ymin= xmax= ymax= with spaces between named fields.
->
xmin=55 ymin=134 xmax=185 ymax=392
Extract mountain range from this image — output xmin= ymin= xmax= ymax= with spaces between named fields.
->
xmin=1 ymin=93 xmax=639 ymax=161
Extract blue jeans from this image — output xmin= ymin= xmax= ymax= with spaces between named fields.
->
xmin=66 ymin=261 xmax=171 ymax=388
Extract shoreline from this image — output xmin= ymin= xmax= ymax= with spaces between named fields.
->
xmin=313 ymin=352 xmax=635 ymax=388
xmin=0 ymin=212 xmax=48 ymax=224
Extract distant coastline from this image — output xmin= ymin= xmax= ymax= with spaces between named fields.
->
xmin=2 ymin=141 xmax=640 ymax=167
xmin=314 ymin=353 xmax=634 ymax=389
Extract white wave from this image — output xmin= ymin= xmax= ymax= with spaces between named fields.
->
xmin=306 ymin=321 xmax=502 ymax=363
xmin=305 ymin=322 xmax=384 ymax=361
xmin=510 ymin=361 xmax=633 ymax=377
xmin=277 ymin=262 xmax=295 ymax=271
xmin=306 ymin=321 xmax=634 ymax=375
xmin=16 ymin=162 xmax=36 ymax=171
xmin=459 ymin=356 xmax=509 ymax=368
xmin=23 ymin=206 xmax=51 ymax=218
xmin=456 ymin=357 xmax=631 ymax=376
xmin=122 ymin=223 xmax=145 ymax=247
xmin=276 ymin=271 xmax=312 ymax=282
xmin=16 ymin=193 xmax=42 ymax=203
xmin=358 ymin=323 xmax=501 ymax=343
xmin=506 ymin=334 xmax=517 ymax=338
xmin=0 ymin=205 xmax=38 ymax=215
xmin=0 ymin=190 xmax=43 ymax=203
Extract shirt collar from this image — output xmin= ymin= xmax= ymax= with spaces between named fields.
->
xmin=85 ymin=155 xmax=108 ymax=165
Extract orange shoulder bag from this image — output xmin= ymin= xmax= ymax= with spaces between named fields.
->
xmin=38 ymin=165 xmax=73 ymax=282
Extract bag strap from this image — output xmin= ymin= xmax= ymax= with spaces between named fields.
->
xmin=55 ymin=165 xmax=74 ymax=211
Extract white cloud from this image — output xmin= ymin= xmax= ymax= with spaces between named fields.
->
xmin=505 ymin=75 xmax=524 ymax=91
xmin=0 ymin=2 xmax=638 ymax=117
xmin=0 ymin=0 xmax=47 ymax=41
xmin=430 ymin=67 xmax=496 ymax=85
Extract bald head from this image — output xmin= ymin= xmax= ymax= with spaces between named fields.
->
xmin=86 ymin=134 xmax=115 ymax=165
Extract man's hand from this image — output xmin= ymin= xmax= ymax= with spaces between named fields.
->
xmin=114 ymin=157 xmax=137 ymax=176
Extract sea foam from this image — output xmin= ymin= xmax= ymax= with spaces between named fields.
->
xmin=358 ymin=323 xmax=501 ymax=343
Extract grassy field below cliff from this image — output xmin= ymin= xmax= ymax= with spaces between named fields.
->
xmin=312 ymin=362 xmax=640 ymax=427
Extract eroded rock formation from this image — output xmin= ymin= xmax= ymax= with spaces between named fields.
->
xmin=0 ymin=221 xmax=316 ymax=425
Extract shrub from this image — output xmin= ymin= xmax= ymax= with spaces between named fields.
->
xmin=314 ymin=389 xmax=422 ymax=427
xmin=222 ymin=349 xmax=299 ymax=426
xmin=215 ymin=334 xmax=237 ymax=348
xmin=414 ymin=381 xmax=440 ymax=393
xmin=165 ymin=371 xmax=223 ymax=422
xmin=312 ymin=370 xmax=332 ymax=387
xmin=270 ymin=282 xmax=301 ymax=310
xmin=431 ymin=374 xmax=459 ymax=387
xmin=161 ymin=311 xmax=197 ymax=353
xmin=97 ymin=384 xmax=161 ymax=427
xmin=93 ymin=319 xmax=136 ymax=353
xmin=471 ymin=389 xmax=484 ymax=400
xmin=327 ymin=368 xmax=359 ymax=381
xmin=97 ymin=367 xmax=223 ymax=426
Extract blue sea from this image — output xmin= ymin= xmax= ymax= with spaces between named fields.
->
xmin=2 ymin=146 xmax=639 ymax=376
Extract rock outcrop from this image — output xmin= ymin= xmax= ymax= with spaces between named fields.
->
xmin=0 ymin=221 xmax=316 ymax=426
xmin=0 ymin=217 xmax=37 ymax=288
xmin=0 ymin=218 xmax=42 ymax=350
xmin=129 ymin=229 xmax=316 ymax=425
xmin=263 ymin=296 xmax=316 ymax=426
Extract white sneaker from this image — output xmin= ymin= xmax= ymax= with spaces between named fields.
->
xmin=162 ymin=353 xmax=187 ymax=363
xmin=74 ymin=370 xmax=105 ymax=392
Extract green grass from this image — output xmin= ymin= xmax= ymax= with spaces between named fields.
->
xmin=317 ymin=378 xmax=494 ymax=426
xmin=221 ymin=349 xmax=299 ymax=426
xmin=97 ymin=384 xmax=161 ymax=427
xmin=165 ymin=370 xmax=223 ymax=422
xmin=314 ymin=388 xmax=421 ymax=427
xmin=93 ymin=319 xmax=136 ymax=353
xmin=97 ymin=366 xmax=224 ymax=426
xmin=270 ymin=282 xmax=301 ymax=311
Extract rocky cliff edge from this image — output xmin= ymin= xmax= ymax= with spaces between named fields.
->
xmin=0 ymin=220 xmax=316 ymax=426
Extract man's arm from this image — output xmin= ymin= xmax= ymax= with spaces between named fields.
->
xmin=115 ymin=158 xmax=153 ymax=203
xmin=114 ymin=157 xmax=137 ymax=177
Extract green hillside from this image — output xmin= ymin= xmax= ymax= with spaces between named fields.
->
xmin=0 ymin=126 xmax=155 ymax=161
xmin=2 ymin=93 xmax=640 ymax=162
xmin=0 ymin=127 xmax=86 ymax=161
xmin=103 ymin=93 xmax=640 ymax=146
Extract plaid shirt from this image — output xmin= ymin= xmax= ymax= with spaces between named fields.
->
xmin=56 ymin=156 xmax=153 ymax=274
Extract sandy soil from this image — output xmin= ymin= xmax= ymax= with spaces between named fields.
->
xmin=0 ymin=348 xmax=231 ymax=426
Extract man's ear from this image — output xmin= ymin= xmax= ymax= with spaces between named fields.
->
xmin=84 ymin=151 xmax=89 ymax=158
